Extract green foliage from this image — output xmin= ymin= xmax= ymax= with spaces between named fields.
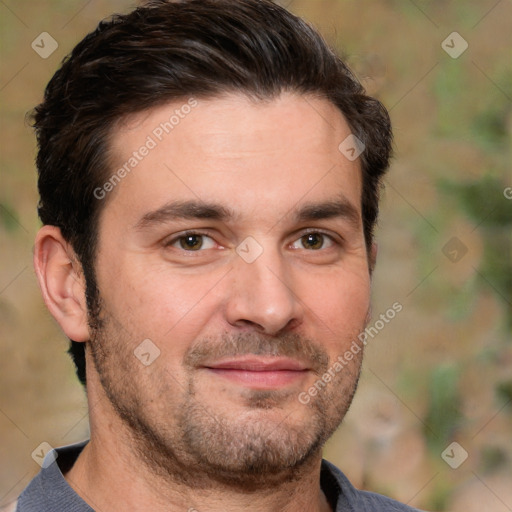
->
xmin=425 ymin=482 xmax=452 ymax=512
xmin=480 ymin=445 xmax=508 ymax=473
xmin=495 ymin=380 xmax=512 ymax=409
xmin=469 ymin=65 xmax=512 ymax=153
xmin=471 ymin=104 xmax=510 ymax=151
xmin=0 ymin=203 xmax=21 ymax=233
xmin=439 ymin=176 xmax=512 ymax=330
xmin=433 ymin=63 xmax=468 ymax=139
xmin=439 ymin=175 xmax=512 ymax=228
xmin=424 ymin=364 xmax=463 ymax=452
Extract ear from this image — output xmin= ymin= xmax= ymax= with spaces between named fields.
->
xmin=33 ymin=225 xmax=90 ymax=342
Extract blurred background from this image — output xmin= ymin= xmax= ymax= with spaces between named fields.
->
xmin=0 ymin=1 xmax=511 ymax=510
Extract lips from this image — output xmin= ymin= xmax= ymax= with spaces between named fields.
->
xmin=205 ymin=356 xmax=308 ymax=372
xmin=202 ymin=356 xmax=310 ymax=389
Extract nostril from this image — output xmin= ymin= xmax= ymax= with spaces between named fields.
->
xmin=232 ymin=319 xmax=265 ymax=331
xmin=230 ymin=317 xmax=300 ymax=337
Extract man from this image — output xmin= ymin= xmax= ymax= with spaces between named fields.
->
xmin=7 ymin=0 xmax=423 ymax=510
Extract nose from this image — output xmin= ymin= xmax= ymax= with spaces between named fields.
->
xmin=224 ymin=246 xmax=304 ymax=335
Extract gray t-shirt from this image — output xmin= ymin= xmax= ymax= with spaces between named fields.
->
xmin=5 ymin=441 xmax=424 ymax=511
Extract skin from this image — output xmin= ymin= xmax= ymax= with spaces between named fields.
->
xmin=34 ymin=92 xmax=375 ymax=512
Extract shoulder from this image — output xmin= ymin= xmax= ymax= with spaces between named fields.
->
xmin=357 ymin=489 xmax=426 ymax=511
xmin=321 ymin=459 xmax=427 ymax=511
xmin=13 ymin=440 xmax=91 ymax=512
xmin=0 ymin=501 xmax=18 ymax=512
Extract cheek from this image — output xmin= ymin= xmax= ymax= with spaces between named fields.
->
xmin=303 ymin=268 xmax=370 ymax=343
xmin=98 ymin=258 xmax=223 ymax=344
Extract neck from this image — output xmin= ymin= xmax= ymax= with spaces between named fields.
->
xmin=64 ymin=384 xmax=332 ymax=512
xmin=65 ymin=437 xmax=332 ymax=512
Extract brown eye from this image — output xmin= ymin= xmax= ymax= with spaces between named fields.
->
xmin=166 ymin=233 xmax=216 ymax=251
xmin=179 ymin=234 xmax=204 ymax=250
xmin=301 ymin=233 xmax=324 ymax=250
xmin=291 ymin=232 xmax=335 ymax=251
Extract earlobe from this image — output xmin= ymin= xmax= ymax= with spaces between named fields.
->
xmin=33 ymin=225 xmax=90 ymax=342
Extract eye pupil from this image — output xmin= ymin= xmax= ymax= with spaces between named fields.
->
xmin=302 ymin=233 xmax=323 ymax=250
xmin=180 ymin=234 xmax=203 ymax=250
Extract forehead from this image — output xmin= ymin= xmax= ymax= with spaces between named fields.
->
xmin=104 ymin=92 xmax=362 ymax=228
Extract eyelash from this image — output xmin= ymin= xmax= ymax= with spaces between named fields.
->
xmin=163 ymin=230 xmax=218 ymax=251
xmin=163 ymin=229 xmax=341 ymax=251
xmin=292 ymin=229 xmax=340 ymax=250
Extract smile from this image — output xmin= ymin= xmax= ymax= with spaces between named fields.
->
xmin=202 ymin=357 xmax=310 ymax=389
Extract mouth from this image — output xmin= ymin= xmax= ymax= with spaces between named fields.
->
xmin=201 ymin=356 xmax=311 ymax=389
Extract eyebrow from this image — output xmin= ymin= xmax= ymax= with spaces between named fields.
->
xmin=295 ymin=197 xmax=360 ymax=228
xmin=134 ymin=196 xmax=361 ymax=230
xmin=135 ymin=200 xmax=235 ymax=229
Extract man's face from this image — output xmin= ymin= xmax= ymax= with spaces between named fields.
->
xmin=88 ymin=93 xmax=372 ymax=487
